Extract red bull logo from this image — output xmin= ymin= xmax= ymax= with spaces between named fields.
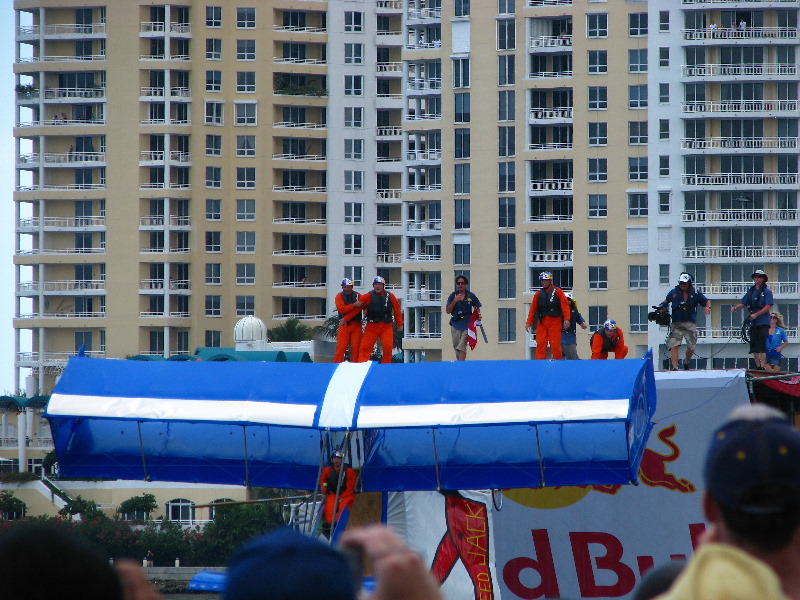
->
xmin=637 ymin=424 xmax=695 ymax=493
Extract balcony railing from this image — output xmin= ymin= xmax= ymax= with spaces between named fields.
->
xmin=682 ymin=63 xmax=797 ymax=76
xmin=405 ymin=184 xmax=442 ymax=191
xmin=406 ymin=219 xmax=442 ymax=231
xmin=18 ymin=54 xmax=105 ymax=63
xmin=405 ymin=40 xmax=443 ymax=50
xmin=529 ymin=250 xmax=574 ymax=263
xmin=529 ymin=179 xmax=573 ymax=191
xmin=377 ymin=62 xmax=403 ymax=73
xmin=528 ymin=35 xmax=572 ymax=48
xmin=529 ymin=107 xmax=573 ymax=120
xmin=17 ymin=247 xmax=105 ymax=255
xmin=527 ymin=0 xmax=572 ymax=4
xmin=695 ymin=281 xmax=799 ymax=295
xmin=682 ymin=246 xmax=799 ymax=259
xmin=18 ymin=23 xmax=106 ymax=36
xmin=406 ymin=78 xmax=441 ymax=91
xmin=407 ymin=8 xmax=442 ymax=19
xmin=406 ymin=290 xmax=442 ymax=301
xmin=272 ymin=314 xmax=326 ymax=321
xmin=406 ymin=253 xmax=441 ymax=261
xmin=271 ymin=249 xmax=327 ymax=256
xmin=272 ymin=25 xmax=327 ymax=33
xmin=272 ymin=217 xmax=327 ymax=225
xmin=377 ymin=189 xmax=402 ymax=201
xmin=376 ymin=126 xmax=402 ymax=137
xmin=44 ymin=87 xmax=105 ymax=99
xmin=16 ymin=311 xmax=106 ymax=319
xmin=683 ymin=27 xmax=798 ymax=40
xmin=16 ymin=351 xmax=104 ymax=364
xmin=681 ymin=137 xmax=798 ymax=150
xmin=526 ymin=213 xmax=573 ymax=222
xmin=406 ymin=150 xmax=442 ymax=161
xmin=528 ymin=70 xmax=573 ymax=78
xmin=18 ymin=216 xmax=105 ymax=228
xmin=17 ymin=280 xmax=105 ymax=293
xmin=681 ymin=208 xmax=798 ymax=222
xmin=272 ymin=153 xmax=326 ymax=161
xmin=272 ymin=121 xmax=327 ymax=129
xmin=272 ymin=185 xmax=327 ymax=193
xmin=272 ymin=281 xmax=327 ymax=288
xmin=404 ymin=332 xmax=442 ymax=339
xmin=273 ymin=57 xmax=326 ymax=65
xmin=404 ymin=113 xmax=441 ymax=121
xmin=683 ymin=173 xmax=799 ymax=186
xmin=19 ymin=152 xmax=105 ymax=165
xmin=697 ymin=327 xmax=800 ymax=340
xmin=682 ymin=99 xmax=798 ymax=113
xmin=376 ymin=253 xmax=402 ymax=263
xmin=528 ymin=142 xmax=573 ymax=150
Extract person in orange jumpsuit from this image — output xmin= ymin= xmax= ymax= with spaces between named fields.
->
xmin=319 ymin=450 xmax=357 ymax=537
xmin=590 ymin=319 xmax=629 ymax=359
xmin=357 ymin=276 xmax=403 ymax=363
xmin=333 ymin=278 xmax=363 ymax=363
xmin=525 ymin=271 xmax=571 ymax=359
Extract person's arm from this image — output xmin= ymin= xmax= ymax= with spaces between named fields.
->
xmin=750 ymin=304 xmax=772 ymax=320
xmin=391 ymin=294 xmax=403 ymax=328
xmin=335 ymin=294 xmax=359 ymax=324
xmin=444 ymin=292 xmax=459 ymax=315
xmin=590 ymin=333 xmax=602 ymax=359
xmin=525 ymin=292 xmax=538 ymax=331
xmin=558 ymin=290 xmax=571 ymax=328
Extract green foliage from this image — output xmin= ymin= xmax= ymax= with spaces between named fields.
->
xmin=314 ymin=315 xmax=340 ymax=340
xmin=118 ymin=493 xmax=157 ymax=519
xmin=0 ymin=472 xmax=39 ymax=483
xmin=0 ymin=491 xmax=25 ymax=519
xmin=192 ymin=503 xmax=282 ymax=565
xmin=138 ymin=518 xmax=194 ymax=565
xmin=58 ymin=495 xmax=104 ymax=520
xmin=42 ymin=450 xmax=58 ymax=473
xmin=270 ymin=318 xmax=314 ymax=342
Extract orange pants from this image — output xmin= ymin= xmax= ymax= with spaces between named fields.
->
xmin=592 ymin=346 xmax=629 ymax=360
xmin=536 ymin=316 xmax=564 ymax=359
xmin=333 ymin=321 xmax=362 ymax=363
xmin=358 ymin=322 xmax=394 ymax=363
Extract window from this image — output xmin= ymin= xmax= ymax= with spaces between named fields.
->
xmin=345 ymin=43 xmax=363 ymax=64
xmin=659 ymin=47 xmax=669 ymax=68
xmin=629 ymin=13 xmax=647 ymax=36
xmin=498 ymin=90 xmax=515 ymax=121
xmin=588 ymin=158 xmax=608 ymax=183
xmin=344 ymin=170 xmax=364 ymax=191
xmin=455 ymin=198 xmax=470 ymax=229
xmin=499 ymin=269 xmax=516 ymax=299
xmin=344 ymin=234 xmax=363 ymax=255
xmin=588 ymin=230 xmax=608 ymax=254
xmin=345 ymin=12 xmax=363 ymax=32
xmin=589 ymin=266 xmax=608 ymax=290
xmin=206 ymin=199 xmax=221 ymax=220
xmin=453 ymin=92 xmax=470 ymax=123
xmin=236 ymin=167 xmax=255 ymax=189
xmin=628 ymin=121 xmax=647 ymax=145
xmin=588 ymin=50 xmax=608 ymax=74
xmin=630 ymin=305 xmax=649 ymax=333
xmin=344 ymin=139 xmax=363 ymax=159
xmin=659 ymin=83 xmax=669 ymax=103
xmin=588 ymin=86 xmax=607 ymax=110
xmin=455 ymin=0 xmax=470 ymax=17
xmin=498 ymin=126 xmax=515 ymax=157
xmin=589 ymin=194 xmax=607 ymax=218
xmin=205 ymin=263 xmax=221 ymax=285
xmin=588 ymin=306 xmax=608 ymax=330
xmin=629 ymin=85 xmax=647 ymax=108
xmin=455 ymin=129 xmax=470 ymax=159
xmin=628 ymin=49 xmax=647 ymax=73
xmin=205 ymin=330 xmax=221 ymax=346
xmin=498 ymin=162 xmax=515 ymax=192
xmin=344 ymin=266 xmax=363 ymax=287
xmin=206 ymin=6 xmax=222 ymax=28
xmin=629 ymin=157 xmax=648 ymax=181
xmin=235 ymin=102 xmax=257 ymax=125
xmin=345 ymin=75 xmax=364 ymax=96
xmin=236 ymin=263 xmax=255 ymax=285
xmin=237 ymin=7 xmax=255 ymax=28
xmin=628 ymin=192 xmax=648 ymax=217
xmin=659 ymin=191 xmax=671 ymax=213
xmin=237 ymin=71 xmax=255 ymax=92
xmin=453 ymin=58 xmax=470 ymax=88
xmin=660 ymin=264 xmax=670 ymax=285
xmin=236 ymin=135 xmax=255 ymax=157
xmin=206 ymin=38 xmax=221 ymax=59
xmin=659 ymin=155 xmax=670 ymax=177
xmin=629 ymin=265 xmax=648 ymax=289
xmin=499 ymin=308 xmax=516 ymax=342
xmin=659 ymin=11 xmax=669 ymax=32
xmin=205 ymin=101 xmax=224 ymax=125
xmin=206 ymin=70 xmax=221 ymax=92
xmin=206 ymin=135 xmax=222 ymax=156
xmin=345 ymin=107 xmax=363 ymax=127
xmin=205 ymin=166 xmax=221 ymax=188
xmin=236 ymin=296 xmax=255 ymax=316
xmin=236 ymin=199 xmax=255 ymax=220
xmin=499 ymin=197 xmax=516 ymax=227
xmin=587 ymin=13 xmax=608 ymax=38
xmin=205 ymin=295 xmax=221 ymax=316
xmin=588 ymin=122 xmax=607 ymax=146
xmin=499 ymin=233 xmax=516 ymax=264
xmin=236 ymin=39 xmax=255 ymax=60
xmin=344 ymin=202 xmax=363 ymax=223
xmin=498 ymin=19 xmax=515 ymax=50
xmin=234 ymin=231 xmax=255 ymax=253
xmin=498 ymin=55 xmax=515 ymax=85
xmin=167 ymin=498 xmax=196 ymax=523
xmin=454 ymin=243 xmax=471 ymax=265
xmin=659 ymin=119 xmax=670 ymax=140
xmin=499 ymin=0 xmax=515 ymax=15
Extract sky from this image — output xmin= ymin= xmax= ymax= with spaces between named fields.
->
xmin=2 ymin=11 xmax=17 ymax=394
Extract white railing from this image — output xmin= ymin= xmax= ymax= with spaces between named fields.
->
xmin=683 ymin=173 xmax=799 ymax=185
xmin=406 ymin=219 xmax=442 ymax=231
xmin=697 ymin=327 xmax=800 ymax=340
xmin=528 ymin=0 xmax=572 ymax=4
xmin=41 ymin=54 xmax=106 ymax=62
xmin=18 ymin=216 xmax=105 ymax=228
xmin=406 ymin=78 xmax=441 ymax=91
xmin=406 ymin=253 xmax=441 ymax=261
xmin=377 ymin=62 xmax=403 ymax=73
xmin=272 ymin=281 xmax=326 ymax=288
xmin=16 ymin=350 xmax=104 ymax=362
xmin=529 ymin=107 xmax=573 ymax=120
xmin=407 ymin=8 xmax=442 ymax=19
xmin=377 ymin=126 xmax=402 ymax=136
xmin=272 ymin=26 xmax=327 ymax=33
xmin=271 ymin=249 xmax=327 ymax=256
xmin=405 ymin=40 xmax=443 ymax=50
xmin=529 ymin=250 xmax=573 ymax=262
xmin=681 ymin=137 xmax=798 ymax=149
xmin=271 ymin=314 xmax=326 ymax=321
xmin=528 ymin=142 xmax=573 ymax=150
xmin=377 ymin=220 xmax=402 ymax=227
xmin=271 ymin=186 xmax=327 ymax=193
xmin=529 ymin=179 xmax=573 ymax=191
xmin=41 ymin=183 xmax=106 ymax=191
xmin=406 ymin=150 xmax=442 ymax=160
xmin=44 ymin=87 xmax=105 ymax=99
xmin=695 ymin=281 xmax=799 ymax=295
xmin=683 ymin=27 xmax=798 ymax=40
xmin=17 ymin=247 xmax=105 ymax=255
xmin=405 ymin=184 xmax=442 ymax=191
xmin=376 ymin=253 xmax=402 ymax=263
xmin=273 ymin=57 xmax=326 ymax=65
xmin=17 ymin=280 xmax=105 ymax=293
xmin=682 ymin=99 xmax=798 ymax=113
xmin=404 ymin=113 xmax=441 ymax=121
xmin=404 ymin=332 xmax=442 ymax=339
xmin=682 ymin=246 xmax=799 ymax=259
xmin=406 ymin=290 xmax=442 ymax=301
xmin=681 ymin=209 xmax=798 ymax=222
xmin=377 ymin=189 xmax=402 ymax=200
xmin=377 ymin=0 xmax=403 ymax=8
xmin=19 ymin=152 xmax=105 ymax=164
xmin=529 ymin=70 xmax=573 ymax=78
xmin=272 ymin=218 xmax=327 ymax=225
xmin=18 ymin=23 xmax=106 ymax=36
xmin=683 ymin=63 xmax=797 ymax=76
xmin=272 ymin=154 xmax=326 ymax=161
xmin=272 ymin=121 xmax=326 ymax=129
xmin=527 ymin=214 xmax=573 ymax=222
xmin=529 ymin=35 xmax=572 ymax=48
xmin=140 ymin=86 xmax=165 ymax=97
xmin=17 ymin=311 xmax=105 ymax=319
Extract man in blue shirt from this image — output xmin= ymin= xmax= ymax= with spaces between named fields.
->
xmin=731 ymin=269 xmax=773 ymax=370
xmin=445 ymin=275 xmax=481 ymax=361
xmin=661 ymin=273 xmax=711 ymax=370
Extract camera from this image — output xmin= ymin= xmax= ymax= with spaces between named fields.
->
xmin=648 ymin=305 xmax=671 ymax=327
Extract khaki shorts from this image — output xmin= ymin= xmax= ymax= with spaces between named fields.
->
xmin=667 ymin=321 xmax=698 ymax=350
xmin=452 ymin=327 xmax=468 ymax=353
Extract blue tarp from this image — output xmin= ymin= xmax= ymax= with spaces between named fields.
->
xmin=45 ymin=354 xmax=656 ymax=491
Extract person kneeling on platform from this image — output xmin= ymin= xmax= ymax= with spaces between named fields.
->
xmin=590 ymin=319 xmax=629 ymax=360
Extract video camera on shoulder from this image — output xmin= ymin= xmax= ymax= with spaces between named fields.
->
xmin=648 ymin=305 xmax=671 ymax=327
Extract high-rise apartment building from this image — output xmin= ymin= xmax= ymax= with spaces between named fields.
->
xmin=13 ymin=0 xmax=797 ymax=393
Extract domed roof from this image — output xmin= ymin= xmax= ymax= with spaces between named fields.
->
xmin=234 ymin=316 xmax=268 ymax=343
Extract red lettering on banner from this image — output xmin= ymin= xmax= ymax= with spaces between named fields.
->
xmin=502 ymin=529 xmax=561 ymax=599
xmin=570 ymin=532 xmax=636 ymax=598
xmin=636 ymin=555 xmax=654 ymax=576
xmin=689 ymin=522 xmax=706 ymax=549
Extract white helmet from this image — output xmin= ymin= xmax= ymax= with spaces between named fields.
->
xmin=678 ymin=273 xmax=692 ymax=284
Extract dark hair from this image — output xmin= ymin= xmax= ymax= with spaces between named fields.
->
xmin=455 ymin=276 xmax=468 ymax=284
xmin=716 ymin=484 xmax=800 ymax=552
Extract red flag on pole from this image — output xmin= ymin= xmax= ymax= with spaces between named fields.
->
xmin=467 ymin=310 xmax=481 ymax=350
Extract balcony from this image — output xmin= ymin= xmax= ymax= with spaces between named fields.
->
xmin=138 ymin=216 xmax=190 ymax=227
xmin=682 ymin=99 xmax=797 ymax=113
xmin=406 ymin=150 xmax=442 ymax=161
xmin=17 ymin=54 xmax=105 ymax=63
xmin=16 ymin=351 xmax=104 ymax=367
xmin=405 ymin=40 xmax=443 ymax=51
xmin=682 ymin=208 xmax=798 ymax=222
xmin=529 ymin=250 xmax=573 ymax=263
xmin=681 ymin=137 xmax=797 ymax=150
xmin=43 ymin=87 xmax=106 ymax=100
xmin=16 ymin=311 xmax=106 ymax=319
xmin=140 ymin=247 xmax=191 ymax=254
xmin=272 ymin=281 xmax=326 ymax=289
xmin=682 ymin=27 xmax=798 ymax=41
xmin=17 ymin=24 xmax=106 ymax=37
xmin=529 ymin=179 xmax=573 ymax=192
xmin=138 ymin=279 xmax=191 ymax=291
xmin=272 ymin=25 xmax=327 ymax=34
xmin=377 ymin=189 xmax=402 ymax=201
xmin=526 ymin=212 xmax=573 ymax=223
xmin=272 ymin=185 xmax=327 ymax=193
xmin=682 ymin=63 xmax=797 ymax=77
xmin=405 ymin=219 xmax=442 ymax=233
xmin=272 ymin=57 xmax=326 ymax=66
xmin=682 ymin=246 xmax=799 ymax=259
xmin=404 ymin=332 xmax=442 ymax=340
xmin=272 ymin=314 xmax=325 ymax=321
xmin=18 ymin=216 xmax=105 ymax=229
xmin=528 ymin=70 xmax=572 ymax=79
xmin=376 ymin=253 xmax=402 ymax=264
xmin=407 ymin=8 xmax=442 ymax=19
xmin=406 ymin=252 xmax=441 ymax=262
xmin=527 ymin=0 xmax=572 ymax=4
xmin=682 ymin=173 xmax=798 ymax=186
xmin=139 ymin=311 xmax=191 ymax=318
xmin=272 ymin=121 xmax=327 ymax=129
xmin=697 ymin=327 xmax=799 ymax=341
xmin=18 ymin=152 xmax=105 ymax=166
xmin=377 ymin=62 xmax=403 ymax=74
xmin=528 ymin=107 xmax=573 ymax=122
xmin=16 ymin=247 xmax=105 ymax=255
xmin=271 ymin=249 xmax=327 ymax=257
xmin=271 ymin=217 xmax=327 ymax=226
xmin=406 ymin=78 xmax=441 ymax=92
xmin=528 ymin=142 xmax=573 ymax=151
xmin=404 ymin=112 xmax=441 ymax=122
xmin=17 ymin=280 xmax=105 ymax=294
xmin=406 ymin=290 xmax=442 ymax=302
xmin=695 ymin=281 xmax=799 ymax=296
xmin=528 ymin=35 xmax=572 ymax=49
xmin=405 ymin=184 xmax=442 ymax=192
xmin=18 ymin=117 xmax=106 ymax=127
xmin=272 ymin=153 xmax=326 ymax=161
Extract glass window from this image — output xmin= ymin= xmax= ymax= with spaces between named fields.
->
xmin=205 ymin=330 xmax=222 ymax=346
xmin=206 ymin=70 xmax=221 ymax=92
xmin=588 ymin=158 xmax=607 ymax=182
xmin=206 ymin=134 xmax=222 ymax=156
xmin=205 ymin=263 xmax=221 ymax=284
xmin=588 ymin=306 xmax=608 ymax=329
xmin=588 ymin=122 xmax=607 ymax=146
xmin=236 ymin=263 xmax=255 ymax=285
xmin=498 ymin=55 xmax=515 ymax=85
xmin=455 ymin=198 xmax=470 ymax=229
xmin=499 ymin=0 xmax=515 ymax=15
xmin=455 ymin=129 xmax=471 ymax=159
xmin=205 ymin=166 xmax=222 ymax=188
xmin=659 ymin=155 xmax=670 ymax=177
xmin=497 ymin=19 xmax=515 ymax=50
xmin=236 ymin=135 xmax=256 ymax=157
xmin=454 ymin=243 xmax=471 ymax=265
xmin=659 ymin=191 xmax=671 ymax=213
xmin=588 ymin=86 xmax=607 ymax=110
xmin=499 ymin=197 xmax=516 ymax=227
xmin=205 ymin=295 xmax=221 ymax=316
xmin=206 ymin=7 xmax=222 ymax=28
xmin=659 ymin=119 xmax=670 ymax=140
xmin=588 ymin=194 xmax=607 ymax=218
xmin=628 ymin=192 xmax=648 ymax=217
xmin=206 ymin=199 xmax=221 ymax=220
xmin=499 ymin=233 xmax=516 ymax=264
xmin=659 ymin=83 xmax=669 ymax=103
xmin=206 ymin=38 xmax=221 ymax=59
xmin=236 ymin=167 xmax=256 ymax=189
xmin=235 ymin=102 xmax=257 ymax=125
xmin=453 ymin=58 xmax=470 ymax=88
xmin=498 ymin=126 xmax=515 ymax=156
xmin=455 ymin=0 xmax=470 ymax=17
xmin=344 ymin=12 xmax=363 ymax=32
xmin=345 ymin=75 xmax=364 ymax=96
xmin=629 ymin=13 xmax=648 ymax=36
xmin=629 ymin=265 xmax=648 ymax=289
xmin=629 ymin=157 xmax=648 ymax=181
xmin=237 ymin=71 xmax=256 ymax=92
xmin=587 ymin=13 xmax=608 ymax=38
xmin=345 ymin=43 xmax=363 ymax=64
xmin=660 ymin=264 xmax=670 ymax=285
xmin=498 ymin=161 xmax=515 ymax=192
xmin=205 ymin=101 xmax=224 ymax=125
xmin=588 ymin=230 xmax=608 ymax=254
xmin=629 ymin=85 xmax=648 ymax=108
xmin=236 ymin=231 xmax=255 ymax=253
xmin=588 ymin=50 xmax=608 ymax=74
xmin=628 ymin=121 xmax=648 ymax=145
xmin=344 ymin=202 xmax=363 ymax=223
xmin=344 ymin=107 xmax=363 ymax=127
xmin=499 ymin=308 xmax=516 ymax=342
xmin=659 ymin=47 xmax=669 ymax=68
xmin=236 ymin=199 xmax=255 ymax=220
xmin=344 ymin=139 xmax=364 ymax=159
xmin=236 ymin=295 xmax=255 ymax=316
xmin=499 ymin=269 xmax=516 ymax=299
xmin=344 ymin=234 xmax=363 ymax=255
xmin=344 ymin=170 xmax=364 ymax=191
xmin=498 ymin=90 xmax=515 ymax=121
xmin=236 ymin=7 xmax=256 ymax=28
xmin=659 ymin=11 xmax=669 ymax=32
xmin=589 ymin=266 xmax=608 ymax=290
xmin=236 ymin=39 xmax=255 ymax=60
xmin=455 ymin=92 xmax=471 ymax=123
xmin=630 ymin=305 xmax=648 ymax=333
xmin=628 ymin=49 xmax=647 ymax=73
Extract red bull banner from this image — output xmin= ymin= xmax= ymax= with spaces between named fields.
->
xmin=390 ymin=370 xmax=749 ymax=600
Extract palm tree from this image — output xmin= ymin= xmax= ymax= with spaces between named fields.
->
xmin=314 ymin=315 xmax=340 ymax=340
xmin=269 ymin=318 xmax=314 ymax=342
